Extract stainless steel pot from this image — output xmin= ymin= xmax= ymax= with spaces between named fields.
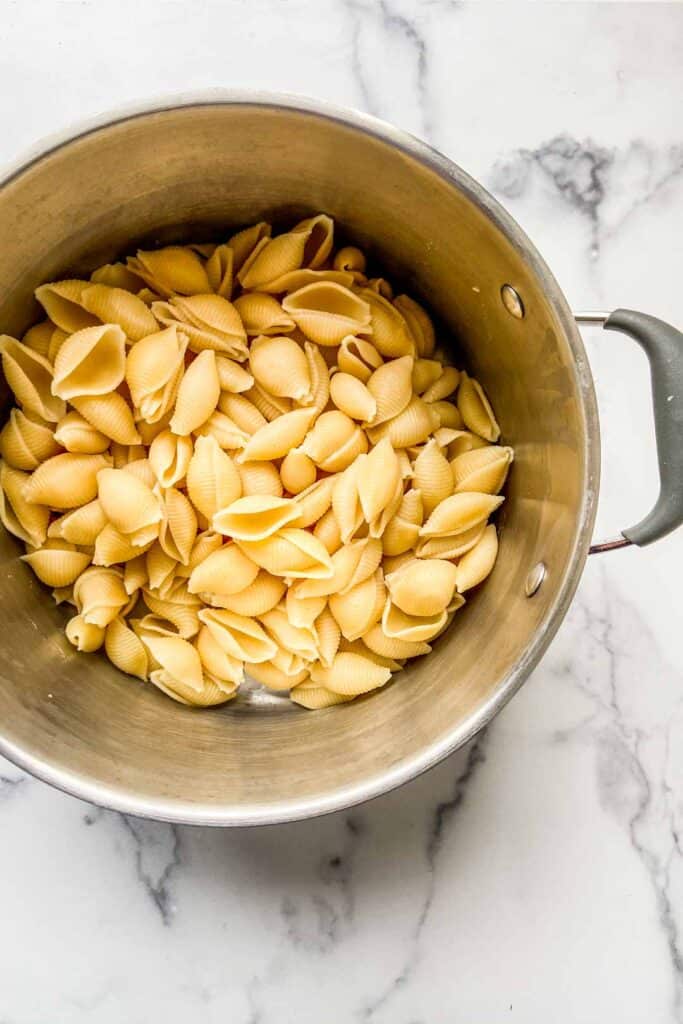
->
xmin=1 ymin=93 xmax=681 ymax=825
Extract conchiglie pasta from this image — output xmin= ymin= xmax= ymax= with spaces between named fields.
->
xmin=282 ymin=283 xmax=372 ymax=346
xmin=329 ymin=372 xmax=376 ymax=422
xmin=385 ymin=557 xmax=457 ymax=617
xmin=337 ymin=336 xmax=383 ymax=382
xmin=213 ymin=495 xmax=299 ymax=541
xmin=457 ymin=372 xmax=501 ymax=442
xmin=419 ymin=492 xmax=504 ymax=539
xmin=186 ymin=435 xmax=242 ymax=518
xmin=236 ymin=528 xmax=333 ymax=579
xmin=0 ymin=408 xmax=61 ymax=469
xmin=80 ymin=284 xmax=158 ymax=341
xmin=148 ymin=430 xmax=193 ymax=488
xmin=54 ymin=411 xmax=109 ymax=454
xmin=310 ymin=651 xmax=391 ymax=696
xmin=249 ymin=336 xmax=311 ymax=401
xmin=206 ymin=570 xmax=285 ymax=617
xmin=34 ymin=280 xmax=99 ymax=333
xmin=239 ymin=407 xmax=314 ymax=462
xmin=21 ymin=543 xmax=91 ymax=587
xmin=170 ymin=350 xmax=221 ymax=436
xmin=129 ymin=246 xmax=211 ymax=298
xmin=233 ymin=293 xmax=295 ymax=336
xmin=126 ymin=326 xmax=188 ymax=424
xmin=105 ymin=616 xmax=149 ymax=680
xmin=451 ymin=445 xmax=513 ymax=495
xmin=188 ymin=543 xmax=259 ymax=596
xmin=0 ymin=336 xmax=66 ymax=422
xmin=71 ymin=393 xmax=141 ymax=446
xmin=280 ymin=449 xmax=316 ymax=495
xmin=455 ymin=523 xmax=499 ymax=593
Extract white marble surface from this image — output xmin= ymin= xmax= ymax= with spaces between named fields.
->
xmin=1 ymin=1 xmax=683 ymax=1021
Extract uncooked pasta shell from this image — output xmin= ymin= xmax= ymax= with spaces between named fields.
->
xmin=382 ymin=488 xmax=424 ymax=556
xmin=90 ymin=262 xmax=146 ymax=292
xmin=130 ymin=246 xmax=211 ymax=297
xmin=215 ymin=355 xmax=254 ymax=393
xmin=21 ymin=545 xmax=91 ymax=587
xmin=53 ymin=411 xmax=109 ymax=454
xmin=186 ymin=435 xmax=242 ymax=519
xmin=295 ymin=536 xmax=382 ymax=599
xmin=248 ymin=660 xmax=307 ymax=692
xmin=260 ymin=606 xmax=318 ymax=661
xmin=0 ymin=408 xmax=61 ymax=469
xmin=97 ymin=467 xmax=162 ymax=535
xmin=23 ymin=452 xmax=109 ymax=509
xmin=359 ymin=289 xmax=414 ymax=358
xmin=203 ymin=570 xmax=285 ymax=617
xmin=233 ymin=292 xmax=294 ymax=336
xmin=148 ymin=430 xmax=193 ymax=488
xmin=188 ymin=543 xmax=259 ymax=596
xmin=213 ymin=494 xmax=300 ymax=541
xmin=244 ymin=383 xmax=292 ymax=421
xmin=236 ymin=528 xmax=333 ymax=579
xmin=238 ymin=460 xmax=283 ymax=498
xmin=126 ymin=326 xmax=188 ymax=423
xmin=217 ymin=393 xmax=267 ymax=436
xmin=52 ymin=324 xmax=126 ymax=400
xmin=92 ymin=523 xmax=155 ymax=566
xmin=205 ymin=243 xmax=234 ymax=298
xmin=457 ymin=372 xmax=501 ymax=442
xmin=356 ymin=437 xmax=401 ymax=524
xmin=290 ymin=474 xmax=337 ymax=529
xmin=196 ymin=625 xmax=244 ymax=683
xmin=282 ymin=283 xmax=372 ymax=346
xmin=280 ymin=449 xmax=316 ymax=495
xmin=194 ymin=411 xmax=249 ymax=451
xmin=309 ymin=651 xmax=391 ymax=696
xmin=239 ymin=407 xmax=315 ymax=462
xmin=49 ymin=499 xmax=107 ymax=545
xmin=337 ymin=336 xmax=383 ymax=383
xmin=381 ymin=598 xmax=448 ymax=643
xmin=314 ymin=606 xmax=341 ymax=667
xmin=285 ymin=589 xmax=326 ymax=630
xmin=455 ymin=524 xmax=499 ymax=593
xmin=386 ymin=557 xmax=457 ymax=617
xmin=197 ymin=607 xmax=277 ymax=663
xmin=421 ymin=366 xmax=461 ymax=404
xmin=312 ymin=507 xmax=342 ymax=554
xmin=145 ymin=542 xmax=178 ymax=593
xmin=331 ymin=457 xmax=364 ymax=543
xmin=170 ymin=350 xmax=220 ymax=436
xmin=413 ymin=438 xmax=453 ymax=515
xmin=290 ymin=685 xmax=354 ymax=709
xmin=451 ymin=445 xmax=513 ymax=495
xmin=34 ymin=280 xmax=99 ymax=333
xmin=71 ymin=393 xmax=141 ymax=445
xmin=80 ymin=284 xmax=158 ymax=342
xmin=249 ymin=336 xmax=311 ymax=401
xmin=367 ymin=395 xmax=439 ymax=449
xmin=411 ymin=358 xmax=443 ymax=395
xmin=329 ymin=570 xmax=385 ymax=641
xmin=228 ymin=221 xmax=272 ymax=272
xmin=158 ymin=487 xmax=198 ymax=565
xmin=104 ymin=616 xmax=149 ymax=680
xmin=419 ymin=492 xmax=504 ymax=539
xmin=74 ymin=566 xmax=128 ymax=628
xmin=0 ymin=336 xmax=65 ymax=422
xmin=361 ymin=623 xmax=431 ymax=660
xmin=141 ymin=588 xmax=200 ymax=639
xmin=123 ymin=553 xmax=148 ymax=594
xmin=366 ymin=354 xmax=414 ymax=426
xmin=329 ymin=372 xmax=376 ymax=422
xmin=22 ymin=320 xmax=56 ymax=358
xmin=298 ymin=341 xmax=330 ymax=415
xmin=65 ymin=613 xmax=105 ymax=653
xmin=393 ymin=294 xmax=435 ymax=357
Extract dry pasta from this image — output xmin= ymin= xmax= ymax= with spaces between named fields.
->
xmin=0 ymin=215 xmax=511 ymax=710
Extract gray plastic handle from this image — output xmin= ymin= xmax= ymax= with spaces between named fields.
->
xmin=603 ymin=308 xmax=683 ymax=547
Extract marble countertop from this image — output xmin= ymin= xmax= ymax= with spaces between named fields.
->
xmin=1 ymin=2 xmax=682 ymax=1021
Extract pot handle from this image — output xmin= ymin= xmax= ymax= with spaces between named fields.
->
xmin=576 ymin=309 xmax=683 ymax=553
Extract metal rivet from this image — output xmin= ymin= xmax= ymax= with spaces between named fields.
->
xmin=501 ymin=284 xmax=524 ymax=319
xmin=525 ymin=562 xmax=546 ymax=597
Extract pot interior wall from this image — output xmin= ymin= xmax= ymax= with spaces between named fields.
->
xmin=0 ymin=104 xmax=593 ymax=820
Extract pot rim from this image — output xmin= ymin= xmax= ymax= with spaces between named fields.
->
xmin=0 ymin=90 xmax=600 ymax=825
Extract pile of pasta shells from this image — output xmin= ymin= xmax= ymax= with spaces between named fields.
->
xmin=0 ymin=215 xmax=512 ymax=710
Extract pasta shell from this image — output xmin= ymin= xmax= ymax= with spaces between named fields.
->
xmin=131 ymin=614 xmax=180 ymax=642
xmin=456 ymin=524 xmax=499 ymax=593
xmin=97 ymin=467 xmax=162 ymax=535
xmin=237 ymin=215 xmax=333 ymax=291
xmin=104 ymin=616 xmax=149 ymax=680
xmin=337 ymin=639 xmax=401 ymax=672
xmin=0 ymin=337 xmax=65 ymax=422
xmin=126 ymin=326 xmax=188 ymax=423
xmin=0 ymin=408 xmax=61 ymax=469
xmin=310 ymin=651 xmax=391 ymax=696
xmin=419 ymin=492 xmax=504 ymax=539
xmin=90 ymin=263 xmax=146 ymax=292
xmin=0 ymin=463 xmax=49 ymax=546
xmin=451 ymin=445 xmax=513 ymax=495
xmin=366 ymin=354 xmax=414 ymax=426
xmin=248 ymin=660 xmax=308 ymax=691
xmin=359 ymin=289 xmax=414 ymax=357
xmin=124 ymin=553 xmax=148 ymax=594
xmin=48 ymin=499 xmax=107 ymax=545
xmin=329 ymin=372 xmax=376 ymax=421
xmin=80 ymin=284 xmax=158 ymax=342
xmin=367 ymin=395 xmax=439 ymax=448
xmin=457 ymin=372 xmax=501 ymax=442
xmin=301 ymin=410 xmax=368 ymax=472
xmin=197 ymin=607 xmax=277 ymax=663
xmin=143 ymin=633 xmax=205 ymax=702
xmin=148 ymin=430 xmax=193 ymax=488
xmin=393 ymin=294 xmax=435 ymax=357
xmin=145 ymin=542 xmax=178 ymax=593
xmin=238 ymin=460 xmax=283 ymax=498
xmin=245 ymin=383 xmax=292 ymax=421
xmin=447 ymin=430 xmax=490 ymax=459
xmin=356 ymin=437 xmax=401 ymax=524
xmin=142 ymin=587 xmax=200 ymax=639
xmin=158 ymin=487 xmax=198 ymax=564
xmin=294 ymin=536 xmax=382 ymax=599
xmin=129 ymin=246 xmax=211 ymax=298
xmin=205 ymin=244 xmax=234 ymax=298
xmin=71 ymin=394 xmax=141 ymax=445
xmin=186 ymin=435 xmax=242 ymax=519
xmin=188 ymin=543 xmax=259 ymax=596
xmin=381 ymin=598 xmax=448 ymax=644
xmin=421 ymin=366 xmax=460 ymax=404
xmin=53 ymin=411 xmax=109 ymax=454
xmin=282 ymin=283 xmax=372 ymax=346
xmin=23 ymin=452 xmax=109 ymax=509
xmin=34 ymin=280 xmax=98 ymax=333
xmin=196 ymin=626 xmax=244 ymax=683
xmin=290 ymin=474 xmax=337 ymax=528
xmin=204 ymin=570 xmax=285 ymax=616
xmin=249 ymin=335 xmax=311 ymax=401
xmin=217 ymin=393 xmax=267 ymax=435
xmin=285 ymin=589 xmax=326 ymax=630
xmin=233 ymin=293 xmax=294 ymax=336
xmin=280 ymin=450 xmax=316 ymax=495
xmin=74 ymin=566 xmax=128 ymax=628
xmin=121 ymin=457 xmax=157 ymax=490
xmin=22 ymin=320 xmax=55 ymax=358
xmin=329 ymin=569 xmax=385 ymax=641
xmin=65 ymin=614 xmax=105 ymax=653
xmin=195 ymin=411 xmax=249 ymax=451
xmin=413 ymin=439 xmax=453 ymax=515
xmin=92 ymin=523 xmax=152 ymax=566
xmin=412 ymin=358 xmax=443 ymax=395
xmin=382 ymin=488 xmax=423 ymax=556
xmin=313 ymin=507 xmax=342 ymax=554
xmin=176 ymin=529 xmax=223 ymax=578
xmin=21 ymin=543 xmax=91 ymax=587
xmin=236 ymin=528 xmax=333 ymax=579
xmin=315 ymin=606 xmax=341 ymax=667
xmin=366 ymin=277 xmax=393 ymax=300
xmin=430 ymin=401 xmax=464 ymax=430
xmin=332 ymin=457 xmax=364 ymax=543
xmin=213 ymin=494 xmax=299 ymax=541
xmin=382 ymin=551 xmax=414 ymax=575
xmin=136 ymin=415 xmax=171 ymax=446
xmin=290 ymin=685 xmax=354 ymax=709
xmin=333 ymin=246 xmax=366 ymax=274
xmin=298 ymin=341 xmax=329 ymax=415
xmin=361 ymin=623 xmax=431 ymax=660
xmin=215 ymin=356 xmax=254 ymax=394
xmin=228 ymin=221 xmax=272 ymax=272
xmin=239 ymin=407 xmax=315 ymax=462
xmin=260 ymin=606 xmax=318 ymax=661
xmin=386 ymin=558 xmax=457 ymax=617
xmin=51 ymin=324 xmax=126 ymax=400
xmin=155 ymin=294 xmax=247 ymax=358
xmin=170 ymin=350 xmax=220 ymax=435
xmin=337 ymin=336 xmax=383 ymax=383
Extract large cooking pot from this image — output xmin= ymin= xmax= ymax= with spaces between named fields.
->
xmin=0 ymin=93 xmax=681 ymax=825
